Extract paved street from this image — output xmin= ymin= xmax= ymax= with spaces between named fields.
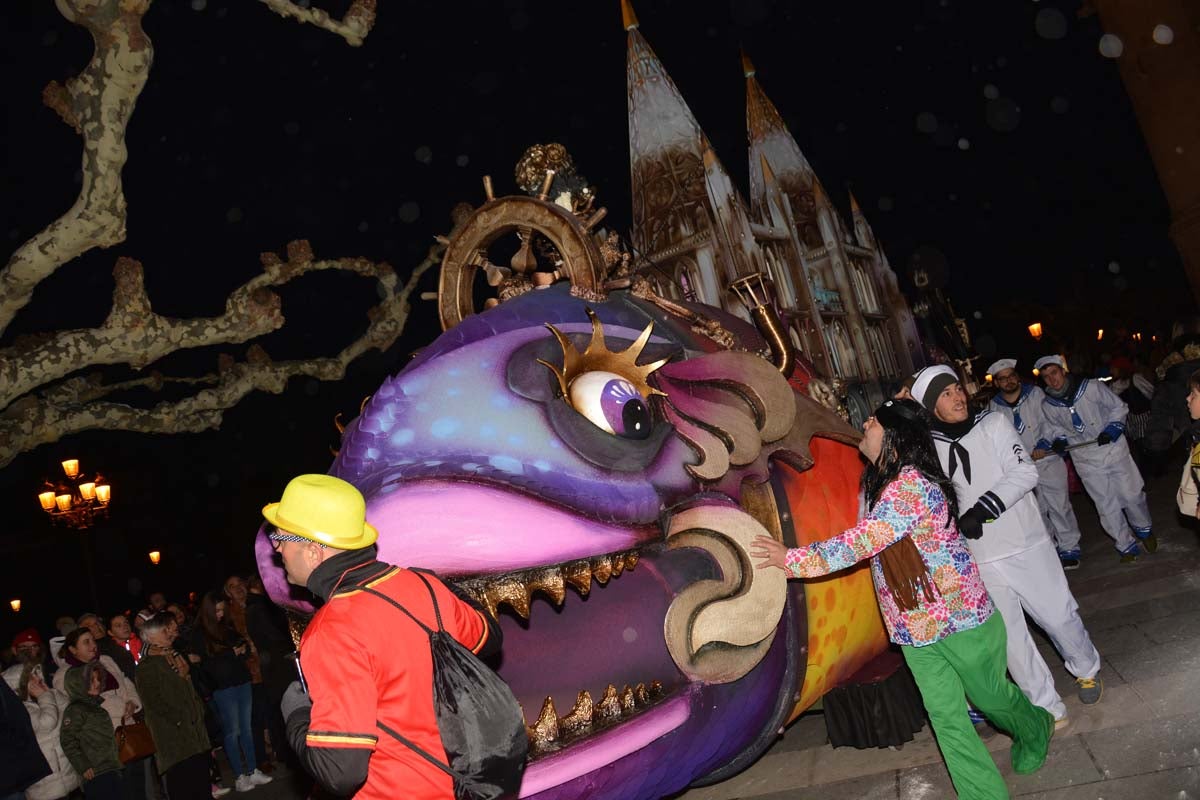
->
xmin=680 ymin=461 xmax=1200 ymax=800
xmin=240 ymin=461 xmax=1200 ymax=800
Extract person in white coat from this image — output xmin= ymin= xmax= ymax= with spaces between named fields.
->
xmin=1035 ymin=354 xmax=1156 ymax=562
xmin=913 ymin=365 xmax=1104 ymax=722
xmin=988 ymin=358 xmax=1085 ymax=569
xmin=3 ymin=634 xmax=82 ymax=800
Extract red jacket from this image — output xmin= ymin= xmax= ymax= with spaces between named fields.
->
xmin=289 ymin=553 xmax=497 ymax=799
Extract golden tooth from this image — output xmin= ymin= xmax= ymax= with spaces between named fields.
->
xmin=624 ymin=551 xmax=639 ymax=570
xmin=597 ymin=684 xmax=622 ymax=720
xmin=610 ymin=553 xmax=625 ymax=577
xmin=560 ymin=690 xmax=594 ymax=734
xmin=486 ymin=579 xmax=531 ymax=619
xmin=527 ymin=567 xmax=566 ymax=606
xmin=531 ymin=696 xmax=559 ymax=745
xmin=592 ymin=554 xmax=613 ymax=584
xmin=649 ymin=680 xmax=664 ymax=698
xmin=620 ymin=685 xmax=636 ymax=714
xmin=635 ymin=683 xmax=649 ymax=705
xmin=563 ymin=560 xmax=592 ymax=596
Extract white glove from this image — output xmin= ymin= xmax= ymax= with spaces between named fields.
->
xmin=280 ymin=680 xmax=312 ymax=721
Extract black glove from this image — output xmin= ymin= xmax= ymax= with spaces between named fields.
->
xmin=958 ymin=505 xmax=989 ymax=540
xmin=1097 ymin=431 xmax=1112 ymax=446
xmin=1051 ymin=439 xmax=1068 ymax=455
xmin=280 ymin=680 xmax=312 ymax=722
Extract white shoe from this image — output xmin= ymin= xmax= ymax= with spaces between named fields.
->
xmin=211 ymin=785 xmax=231 ymax=799
xmin=248 ymin=769 xmax=274 ymax=786
xmin=234 ymin=776 xmax=255 ymax=793
xmin=1054 ymin=714 xmax=1071 ymax=731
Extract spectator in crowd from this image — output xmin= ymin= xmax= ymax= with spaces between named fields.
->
xmin=146 ymin=594 xmax=167 ymax=614
xmin=244 ymin=575 xmax=294 ymax=767
xmin=2 ymin=677 xmax=51 ymax=800
xmin=192 ymin=592 xmax=272 ymax=793
xmin=4 ymin=629 xmax=58 ymax=691
xmin=5 ymin=657 xmax=80 ymax=800
xmin=223 ymin=575 xmax=272 ymax=773
xmin=1146 ymin=318 xmax=1200 ymax=472
xmin=98 ymin=615 xmax=137 ymax=682
xmin=60 ymin=664 xmax=123 ymax=800
xmin=136 ymin=613 xmax=210 ymax=800
xmin=1109 ymin=356 xmax=1154 ymax=475
xmin=54 ymin=617 xmax=77 ymax=638
xmin=1176 ymin=369 xmax=1200 ymax=519
xmin=52 ymin=628 xmax=146 ymax=800
xmin=76 ymin=615 xmax=108 ymax=652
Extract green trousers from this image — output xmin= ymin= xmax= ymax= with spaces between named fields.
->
xmin=903 ymin=612 xmax=1053 ymax=799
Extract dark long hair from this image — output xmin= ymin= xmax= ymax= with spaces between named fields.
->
xmin=862 ymin=398 xmax=956 ymax=612
xmin=197 ymin=591 xmax=239 ymax=656
xmin=863 ymin=399 xmax=959 ymax=522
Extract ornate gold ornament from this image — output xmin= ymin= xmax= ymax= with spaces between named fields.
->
xmin=537 ymin=309 xmax=668 ymax=405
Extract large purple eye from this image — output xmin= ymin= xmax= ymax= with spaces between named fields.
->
xmin=569 ymin=371 xmax=653 ymax=439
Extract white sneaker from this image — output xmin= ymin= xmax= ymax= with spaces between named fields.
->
xmin=211 ymin=785 xmax=231 ymax=799
xmin=234 ymin=775 xmax=255 ymax=793
xmin=248 ymin=769 xmax=274 ymax=787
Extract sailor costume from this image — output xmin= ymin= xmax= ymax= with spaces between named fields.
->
xmin=987 ymin=358 xmax=1083 ymax=562
xmin=914 ymin=366 xmax=1101 ymax=722
xmin=1035 ymin=355 xmax=1153 ymax=556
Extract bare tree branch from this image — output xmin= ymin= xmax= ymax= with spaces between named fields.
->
xmin=256 ymin=0 xmax=378 ymax=46
xmin=0 ymin=240 xmax=404 ymax=409
xmin=0 ymin=0 xmax=153 ymax=336
xmin=0 ymin=243 xmax=443 ymax=467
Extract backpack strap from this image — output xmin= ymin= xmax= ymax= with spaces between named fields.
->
xmin=352 ymin=572 xmax=463 ymax=783
xmin=376 ymin=720 xmax=462 ymax=782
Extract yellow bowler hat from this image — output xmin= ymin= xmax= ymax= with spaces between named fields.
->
xmin=262 ymin=474 xmax=379 ymax=549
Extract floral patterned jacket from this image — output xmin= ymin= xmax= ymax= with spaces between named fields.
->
xmin=784 ymin=466 xmax=994 ymax=647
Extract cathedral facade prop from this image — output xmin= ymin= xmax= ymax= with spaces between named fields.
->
xmin=623 ymin=2 xmax=924 ymax=423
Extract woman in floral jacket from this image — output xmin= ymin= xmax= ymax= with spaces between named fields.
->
xmin=754 ymin=398 xmax=1052 ymax=799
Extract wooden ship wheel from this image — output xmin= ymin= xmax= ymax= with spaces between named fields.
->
xmin=437 ymin=152 xmax=613 ymax=331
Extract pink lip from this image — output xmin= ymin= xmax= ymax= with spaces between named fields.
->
xmin=518 ymin=690 xmax=693 ymax=797
xmin=368 ymin=481 xmax=659 ymax=575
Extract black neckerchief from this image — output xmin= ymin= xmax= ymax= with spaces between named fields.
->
xmin=306 ymin=544 xmax=386 ymax=602
xmin=932 ymin=416 xmax=976 ymax=483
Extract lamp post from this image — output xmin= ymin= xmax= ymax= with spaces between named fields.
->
xmin=148 ymin=551 xmax=161 ymax=565
xmin=9 ymin=599 xmax=20 ymax=613
xmin=728 ymin=271 xmax=795 ymax=376
xmin=36 ymin=458 xmax=112 ymax=610
xmin=1028 ymin=322 xmax=1044 ymax=341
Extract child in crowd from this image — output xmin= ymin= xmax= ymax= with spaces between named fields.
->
xmin=60 ymin=663 xmax=123 ymax=800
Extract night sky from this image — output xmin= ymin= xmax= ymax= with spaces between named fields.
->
xmin=1 ymin=0 xmax=1191 ymax=637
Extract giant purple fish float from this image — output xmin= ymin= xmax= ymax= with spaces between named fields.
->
xmin=256 ymin=148 xmax=917 ymax=797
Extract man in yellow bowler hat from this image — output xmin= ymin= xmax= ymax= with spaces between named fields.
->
xmin=265 ymin=474 xmax=501 ymax=798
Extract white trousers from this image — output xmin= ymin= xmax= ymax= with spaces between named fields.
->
xmin=1035 ymin=457 xmax=1082 ymax=554
xmin=1071 ymin=444 xmax=1151 ymax=554
xmin=977 ymin=539 xmax=1101 ymax=721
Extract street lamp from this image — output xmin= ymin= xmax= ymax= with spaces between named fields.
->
xmin=9 ymin=599 xmax=20 ymax=613
xmin=1097 ymin=329 xmax=1104 ymax=341
xmin=1028 ymin=322 xmax=1043 ymax=341
xmin=36 ymin=458 xmax=111 ymax=529
xmin=148 ymin=551 xmax=161 ymax=565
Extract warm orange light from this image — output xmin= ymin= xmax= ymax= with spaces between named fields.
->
xmin=1027 ymin=322 xmax=1043 ymax=340
xmin=1032 ymin=368 xmax=1041 ymax=377
xmin=9 ymin=599 xmax=20 ymax=613
xmin=62 ymin=459 xmax=79 ymax=479
xmin=985 ymin=374 xmax=993 ymax=383
xmin=1097 ymin=328 xmax=1104 ymax=341
xmin=55 ymin=494 xmax=72 ymax=512
xmin=95 ymin=485 xmax=111 ymax=504
xmin=37 ymin=491 xmax=56 ymax=511
xmin=148 ymin=551 xmax=161 ymax=565
xmin=79 ymin=482 xmax=96 ymax=501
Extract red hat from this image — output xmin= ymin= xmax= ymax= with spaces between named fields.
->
xmin=12 ymin=628 xmax=42 ymax=649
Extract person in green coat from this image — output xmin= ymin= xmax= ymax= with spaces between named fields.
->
xmin=136 ymin=613 xmax=211 ymax=800
xmin=60 ymin=663 xmax=123 ymax=800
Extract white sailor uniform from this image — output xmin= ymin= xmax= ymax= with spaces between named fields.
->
xmin=991 ymin=384 xmax=1083 ymax=557
xmin=933 ymin=411 xmax=1100 ymax=721
xmin=1039 ymin=378 xmax=1152 ymax=555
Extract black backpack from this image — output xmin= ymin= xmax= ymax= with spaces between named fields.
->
xmin=357 ymin=571 xmax=527 ymax=800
